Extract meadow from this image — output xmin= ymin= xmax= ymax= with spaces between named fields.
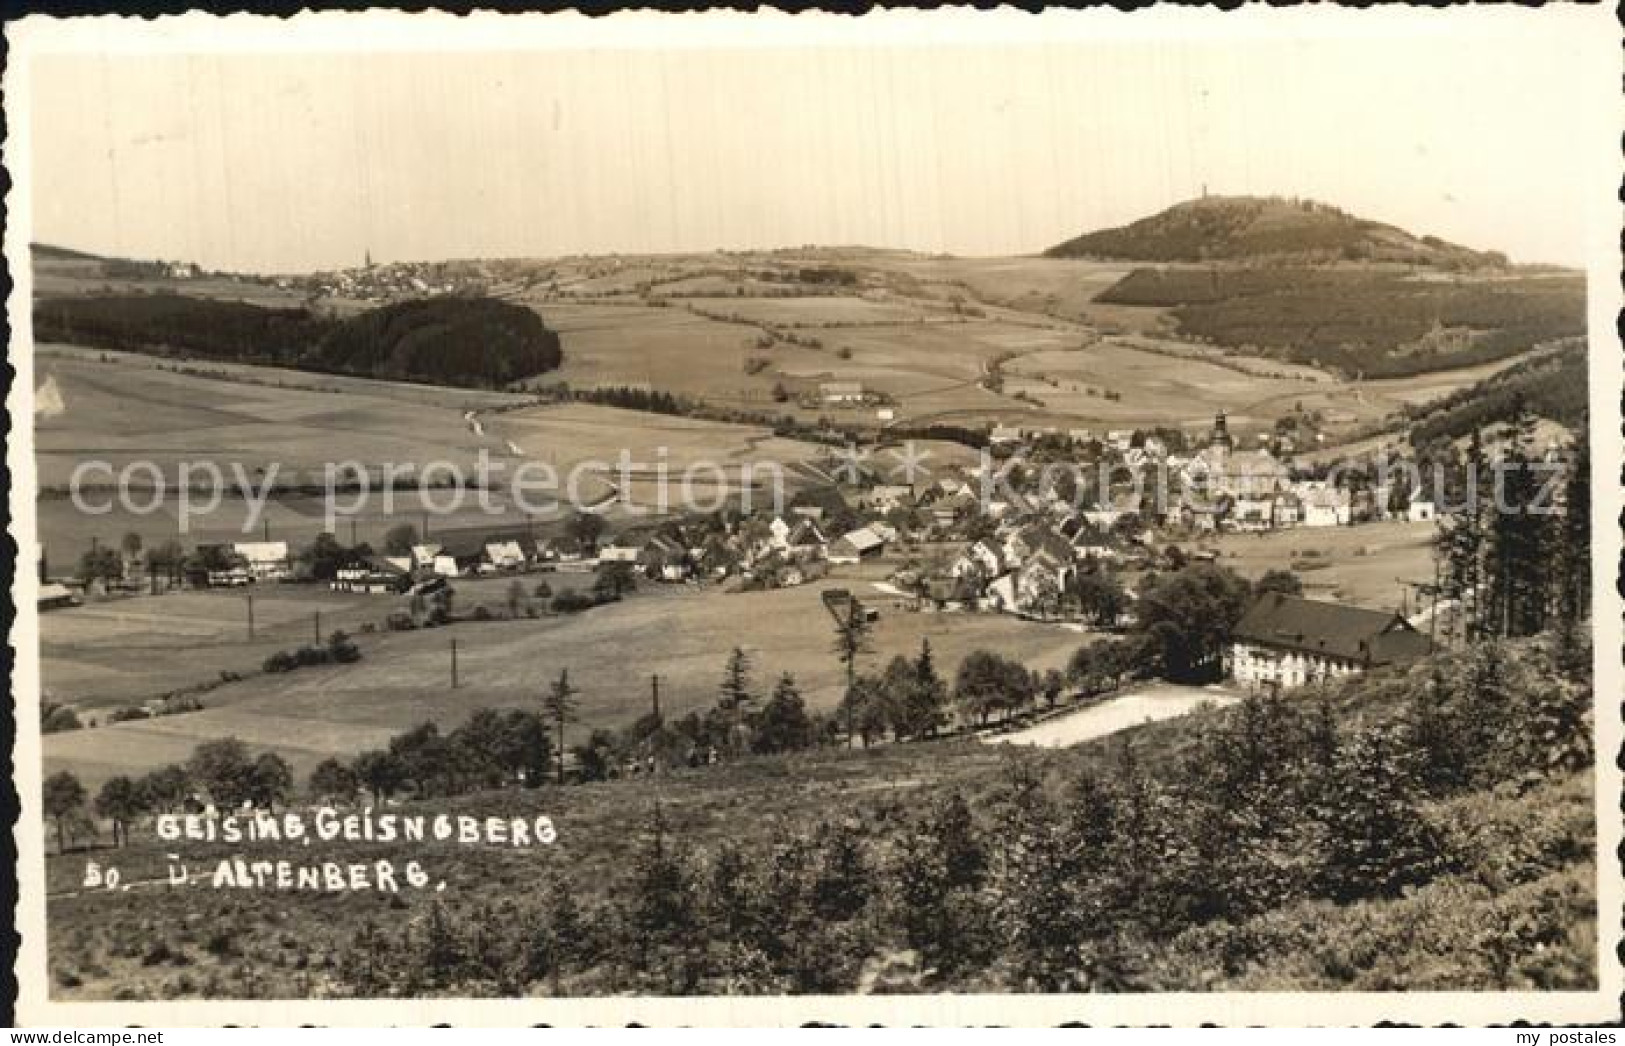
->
xmin=41 ymin=569 xmax=1087 ymax=793
xmin=1182 ymin=520 xmax=1439 ymax=612
xmin=34 ymin=345 xmax=528 ymax=490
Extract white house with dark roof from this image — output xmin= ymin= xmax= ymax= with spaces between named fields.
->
xmin=1228 ymin=592 xmax=1431 ymax=691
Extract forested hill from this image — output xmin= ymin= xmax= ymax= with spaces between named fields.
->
xmin=1406 ymin=341 xmax=1589 ymax=447
xmin=1046 ymin=195 xmax=1503 ymax=268
xmin=32 ymin=294 xmax=562 ymax=389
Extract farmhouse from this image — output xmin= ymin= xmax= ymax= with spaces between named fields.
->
xmin=1227 ymin=592 xmax=1431 ymax=691
xmin=951 ymin=540 xmax=1003 ymax=580
xmin=781 ymin=519 xmax=829 ymax=560
xmin=598 ymin=538 xmax=644 ymax=563
xmin=333 ymin=557 xmax=411 ymax=594
xmin=231 ymin=541 xmax=291 ymax=581
xmin=426 ymin=533 xmax=489 ymax=576
xmin=828 ymin=526 xmax=887 ymax=564
xmin=638 ymin=533 xmax=694 ymax=581
xmin=1299 ymin=485 xmax=1353 ymax=528
xmin=481 ymin=540 xmax=527 ymax=572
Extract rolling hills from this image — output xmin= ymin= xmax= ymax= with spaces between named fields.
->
xmin=1045 ymin=195 xmax=1503 ymax=267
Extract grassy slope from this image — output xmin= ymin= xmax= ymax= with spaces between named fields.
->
xmin=43 ymin=639 xmax=1598 ymax=999
xmin=41 ymin=571 xmax=1087 ymax=791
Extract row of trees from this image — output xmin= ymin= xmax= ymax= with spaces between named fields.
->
xmin=42 ymin=740 xmax=294 ymax=854
xmin=1436 ymin=403 xmax=1589 ymax=644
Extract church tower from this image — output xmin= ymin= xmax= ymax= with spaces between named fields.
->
xmin=1210 ymin=410 xmax=1235 ymax=451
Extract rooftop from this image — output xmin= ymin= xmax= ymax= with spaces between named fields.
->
xmin=1232 ymin=592 xmax=1431 ymax=665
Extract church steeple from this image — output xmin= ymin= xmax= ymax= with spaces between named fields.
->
xmin=1211 ymin=410 xmax=1234 ymax=450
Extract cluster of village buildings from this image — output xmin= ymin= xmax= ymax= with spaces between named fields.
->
xmin=48 ymin=411 xmax=1446 ymax=697
xmin=279 ymin=256 xmax=486 ymax=302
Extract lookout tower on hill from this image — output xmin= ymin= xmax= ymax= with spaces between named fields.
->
xmin=1210 ymin=410 xmax=1235 ymax=451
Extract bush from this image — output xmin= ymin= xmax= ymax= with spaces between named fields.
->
xmin=470 ymin=604 xmax=494 ymax=622
xmin=551 ymin=591 xmax=596 ymax=614
xmin=385 ymin=611 xmax=416 ymax=632
xmin=107 ymin=706 xmax=151 ymax=724
xmin=42 ymin=705 xmax=82 ymax=734
xmin=262 ymin=651 xmax=298 ymax=674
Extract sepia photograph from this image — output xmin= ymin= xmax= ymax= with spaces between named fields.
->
xmin=6 ymin=4 xmax=1622 ymax=1027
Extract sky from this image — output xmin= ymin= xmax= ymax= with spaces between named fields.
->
xmin=23 ymin=8 xmax=1613 ymax=273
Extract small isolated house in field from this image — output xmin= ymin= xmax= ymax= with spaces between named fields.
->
xmin=828 ymin=526 xmax=887 ymax=564
xmin=989 ymin=424 xmax=1024 ymax=446
xmin=1228 ymin=592 xmax=1431 ymax=691
xmin=820 ymin=381 xmax=867 ymax=404
xmin=231 ymin=541 xmax=290 ymax=581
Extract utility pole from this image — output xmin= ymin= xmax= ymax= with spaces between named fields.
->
xmin=421 ymin=511 xmax=431 ymax=541
xmin=263 ymin=518 xmax=270 ymax=542
xmin=651 ymin=674 xmax=662 ymax=724
xmin=314 ymin=610 xmax=322 ymax=646
xmin=349 ymin=517 xmax=358 ymax=548
xmin=246 ymin=593 xmax=255 ymax=640
xmin=450 ymin=638 xmax=459 ymax=689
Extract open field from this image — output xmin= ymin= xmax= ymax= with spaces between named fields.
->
xmin=495 ymin=252 xmax=1553 ymax=440
xmin=33 ymin=266 xmax=309 ymax=310
xmin=680 ymin=294 xmax=949 ymax=326
xmin=34 ymin=344 xmax=528 ymax=490
xmin=491 ymin=402 xmax=832 ymax=509
xmin=39 ymin=575 xmax=607 ymax=710
xmin=1183 ymin=520 xmax=1439 ymax=611
xmin=41 ymin=573 xmax=1087 ymax=792
xmin=524 ymin=302 xmax=786 ymax=405
xmin=869 ymin=255 xmax=1140 ymax=321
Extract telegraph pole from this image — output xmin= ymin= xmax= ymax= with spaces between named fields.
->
xmin=246 ymin=593 xmax=255 ymax=640
xmin=651 ymin=674 xmax=662 ymax=724
xmin=450 ymin=638 xmax=459 ymax=689
xmin=314 ymin=610 xmax=322 ymax=646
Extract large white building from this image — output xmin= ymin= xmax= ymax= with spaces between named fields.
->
xmin=1228 ymin=592 xmax=1432 ymax=691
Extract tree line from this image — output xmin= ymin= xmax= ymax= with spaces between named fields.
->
xmin=1435 ymin=399 xmax=1590 ymax=649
